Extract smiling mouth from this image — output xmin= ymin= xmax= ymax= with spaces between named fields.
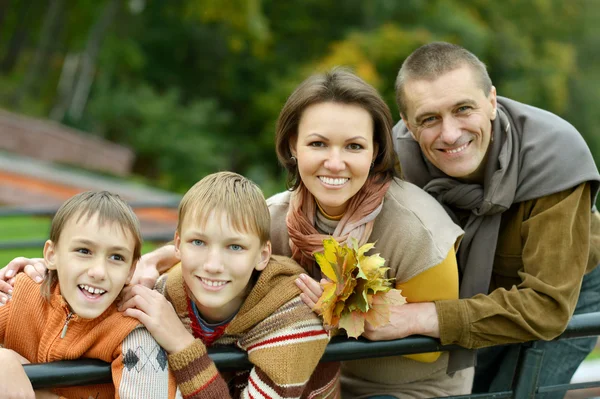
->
xmin=319 ymin=176 xmax=349 ymax=186
xmin=440 ymin=141 xmax=470 ymax=154
xmin=199 ymin=277 xmax=229 ymax=287
xmin=78 ymin=284 xmax=106 ymax=298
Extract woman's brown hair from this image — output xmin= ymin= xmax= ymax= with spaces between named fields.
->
xmin=275 ymin=67 xmax=398 ymax=190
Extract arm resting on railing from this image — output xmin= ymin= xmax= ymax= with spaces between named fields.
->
xmin=24 ymin=312 xmax=600 ymax=389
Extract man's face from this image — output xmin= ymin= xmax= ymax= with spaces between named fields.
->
xmin=174 ymin=211 xmax=271 ymax=323
xmin=402 ymin=65 xmax=497 ymax=181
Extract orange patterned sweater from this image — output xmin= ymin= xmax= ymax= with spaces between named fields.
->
xmin=0 ymin=274 xmax=178 ymax=399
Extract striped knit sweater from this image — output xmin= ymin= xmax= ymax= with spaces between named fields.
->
xmin=156 ymin=255 xmax=341 ymax=399
xmin=0 ymin=274 xmax=179 ymax=399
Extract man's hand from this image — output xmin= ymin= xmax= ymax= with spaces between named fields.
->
xmin=0 ymin=257 xmax=47 ymax=304
xmin=362 ymin=302 xmax=440 ymax=341
xmin=119 ymin=284 xmax=195 ymax=354
xmin=294 ymin=273 xmax=327 ymax=311
xmin=130 ymin=245 xmax=179 ymax=288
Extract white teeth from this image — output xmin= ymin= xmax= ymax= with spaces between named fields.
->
xmin=201 ymin=278 xmax=227 ymax=287
xmin=79 ymin=284 xmax=106 ymax=295
xmin=319 ymin=176 xmax=349 ymax=186
xmin=446 ymin=143 xmax=469 ymax=154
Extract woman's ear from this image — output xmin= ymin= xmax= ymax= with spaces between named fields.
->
xmin=289 ymin=135 xmax=298 ymax=158
xmin=255 ymin=241 xmax=272 ymax=272
xmin=43 ymin=240 xmax=58 ymax=271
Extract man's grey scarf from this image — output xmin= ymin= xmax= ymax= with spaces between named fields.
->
xmin=394 ymin=96 xmax=600 ymax=371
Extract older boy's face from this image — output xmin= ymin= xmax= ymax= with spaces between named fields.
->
xmin=175 ymin=211 xmax=270 ymax=323
xmin=44 ymin=213 xmax=135 ymax=319
xmin=402 ymin=65 xmax=497 ymax=182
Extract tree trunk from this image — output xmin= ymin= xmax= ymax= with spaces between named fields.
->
xmin=68 ymin=0 xmax=120 ymax=120
xmin=0 ymin=0 xmax=34 ymax=74
xmin=12 ymin=0 xmax=66 ymax=108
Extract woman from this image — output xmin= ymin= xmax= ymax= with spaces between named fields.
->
xmin=267 ymin=68 xmax=471 ymax=398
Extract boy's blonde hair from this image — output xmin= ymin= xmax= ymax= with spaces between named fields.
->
xmin=177 ymin=172 xmax=270 ymax=244
xmin=43 ymin=191 xmax=143 ymax=298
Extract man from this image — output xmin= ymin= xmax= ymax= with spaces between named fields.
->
xmin=391 ymin=41 xmax=600 ymax=396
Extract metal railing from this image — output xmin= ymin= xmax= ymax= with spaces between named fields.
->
xmin=3 ymin=205 xmax=600 ymax=398
xmin=21 ymin=312 xmax=600 ymax=398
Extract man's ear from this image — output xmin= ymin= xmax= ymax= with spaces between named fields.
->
xmin=401 ymin=113 xmax=417 ymax=140
xmin=43 ymin=240 xmax=58 ymax=271
xmin=255 ymin=241 xmax=272 ymax=272
xmin=489 ymin=86 xmax=498 ymax=120
xmin=174 ymin=231 xmax=182 ymax=260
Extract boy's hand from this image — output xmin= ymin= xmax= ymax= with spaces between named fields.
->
xmin=0 ymin=257 xmax=47 ymax=304
xmin=130 ymin=245 xmax=178 ymax=288
xmin=0 ymin=349 xmax=35 ymax=398
xmin=295 ymin=274 xmax=326 ymax=312
xmin=119 ymin=284 xmax=195 ymax=354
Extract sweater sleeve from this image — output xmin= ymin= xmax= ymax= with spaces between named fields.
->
xmin=0 ymin=295 xmax=9 ymax=344
xmin=168 ymin=297 xmax=332 ymax=399
xmin=167 ymin=339 xmax=231 ymax=399
xmin=396 ymin=247 xmax=459 ymax=363
xmin=112 ymin=325 xmax=178 ymax=398
xmin=239 ymin=297 xmax=330 ymax=399
xmin=437 ymin=183 xmax=591 ymax=348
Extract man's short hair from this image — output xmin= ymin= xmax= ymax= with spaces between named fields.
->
xmin=395 ymin=42 xmax=493 ymax=116
xmin=177 ymin=172 xmax=270 ymax=244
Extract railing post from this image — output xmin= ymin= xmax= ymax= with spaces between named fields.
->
xmin=512 ymin=342 xmax=544 ymax=399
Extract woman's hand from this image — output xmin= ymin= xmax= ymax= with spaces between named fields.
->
xmin=118 ymin=284 xmax=195 ymax=354
xmin=0 ymin=257 xmax=47 ymax=304
xmin=129 ymin=245 xmax=179 ymax=288
xmin=294 ymin=274 xmax=327 ymax=311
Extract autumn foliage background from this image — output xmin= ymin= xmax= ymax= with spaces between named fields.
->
xmin=0 ymin=0 xmax=598 ymax=196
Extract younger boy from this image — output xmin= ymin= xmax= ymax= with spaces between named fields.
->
xmin=118 ymin=172 xmax=339 ymax=398
xmin=0 ymin=191 xmax=178 ymax=398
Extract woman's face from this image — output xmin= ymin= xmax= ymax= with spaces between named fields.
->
xmin=291 ymin=101 xmax=377 ymax=216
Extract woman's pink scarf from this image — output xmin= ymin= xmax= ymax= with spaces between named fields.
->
xmin=286 ymin=176 xmax=391 ymax=277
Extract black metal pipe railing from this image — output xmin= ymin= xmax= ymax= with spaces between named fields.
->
xmin=22 ymin=312 xmax=600 ymax=397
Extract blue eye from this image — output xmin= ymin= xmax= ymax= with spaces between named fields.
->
xmin=76 ymin=248 xmax=91 ymax=255
xmin=457 ymin=105 xmax=472 ymax=113
xmin=422 ymin=116 xmax=437 ymax=125
xmin=229 ymin=244 xmax=243 ymax=251
xmin=191 ymin=239 xmax=205 ymax=246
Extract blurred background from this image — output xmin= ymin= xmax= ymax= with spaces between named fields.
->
xmin=0 ymin=0 xmax=599 ymax=391
xmin=0 ymin=0 xmax=599 ymax=195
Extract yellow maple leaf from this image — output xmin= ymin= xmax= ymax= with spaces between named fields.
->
xmin=313 ymin=238 xmax=406 ymax=335
xmin=339 ymin=311 xmax=366 ymax=338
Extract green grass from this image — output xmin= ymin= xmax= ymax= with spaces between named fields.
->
xmin=0 ymin=215 xmax=158 ymax=268
xmin=0 ymin=216 xmax=49 ymax=266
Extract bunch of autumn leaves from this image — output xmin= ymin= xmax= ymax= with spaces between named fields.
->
xmin=313 ymin=238 xmax=407 ymax=338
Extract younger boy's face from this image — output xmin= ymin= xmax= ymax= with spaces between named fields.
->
xmin=44 ymin=213 xmax=136 ymax=319
xmin=175 ymin=211 xmax=271 ymax=323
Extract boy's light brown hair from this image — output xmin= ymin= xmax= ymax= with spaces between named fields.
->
xmin=177 ymin=172 xmax=270 ymax=244
xmin=42 ymin=191 xmax=143 ymax=299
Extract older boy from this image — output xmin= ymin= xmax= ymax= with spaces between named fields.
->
xmin=118 ymin=172 xmax=339 ymax=398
